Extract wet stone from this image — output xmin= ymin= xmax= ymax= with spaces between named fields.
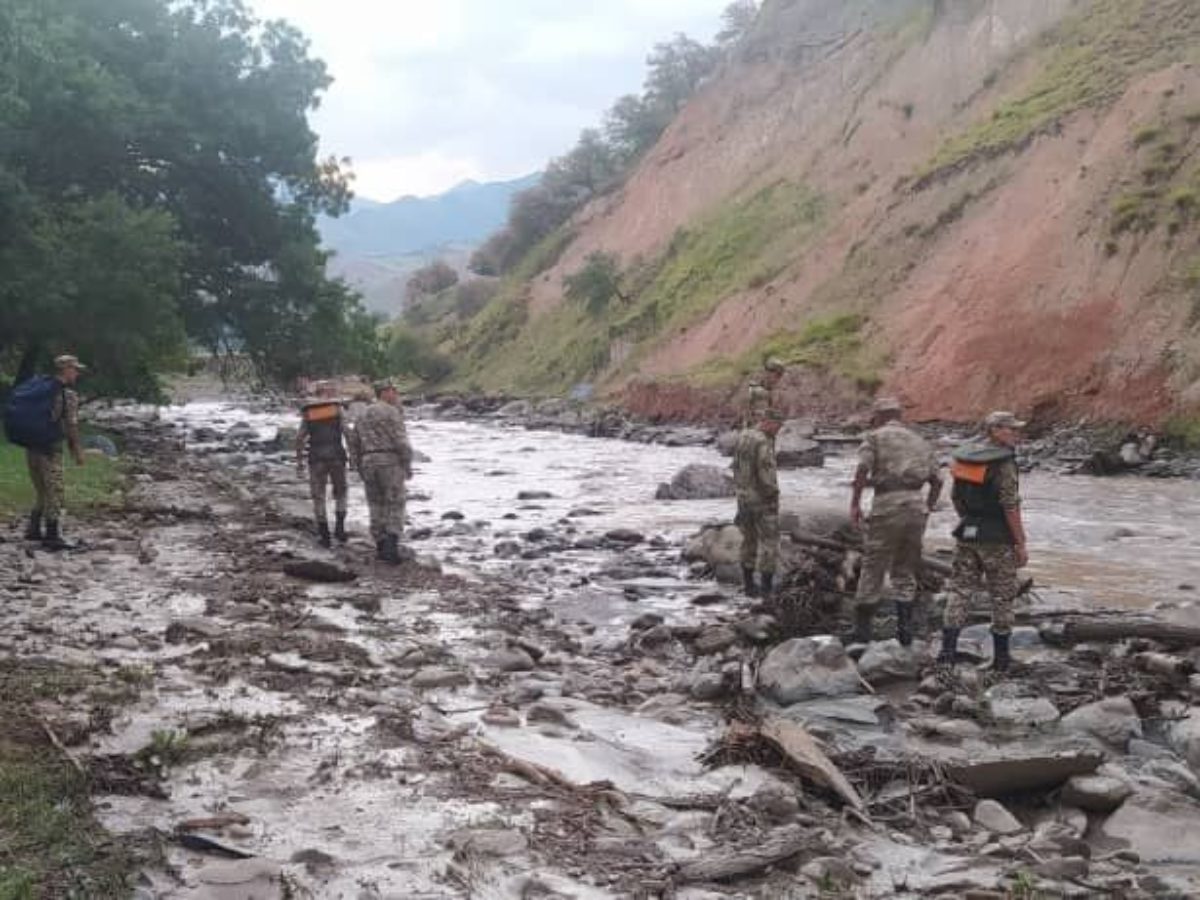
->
xmin=447 ymin=827 xmax=528 ymax=857
xmin=857 ymin=639 xmax=923 ymax=685
xmin=974 ymin=799 xmax=1024 ymax=835
xmin=517 ymin=490 xmax=554 ymax=501
xmin=1061 ymin=774 xmax=1133 ymax=812
xmin=631 ymin=612 xmax=665 ymax=631
xmin=1061 ymin=695 xmax=1142 ymax=749
xmin=604 ymin=528 xmax=645 ymax=544
xmin=758 ymin=636 xmax=862 ymax=705
xmin=486 ymin=647 xmax=536 ymax=672
xmin=693 ymin=624 xmax=738 ymax=656
xmin=526 ymin=702 xmax=577 ymax=729
xmin=412 ymin=667 xmax=470 ymax=689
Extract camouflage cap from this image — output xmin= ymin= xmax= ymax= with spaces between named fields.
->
xmin=763 ymin=357 xmax=786 ymax=374
xmin=54 ymin=354 xmax=87 ymax=371
xmin=983 ymin=410 xmax=1026 ymax=430
xmin=871 ymin=396 xmax=903 ymax=415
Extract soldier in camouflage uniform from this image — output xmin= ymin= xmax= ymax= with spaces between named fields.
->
xmin=348 ymin=381 xmax=413 ymax=563
xmin=743 ymin=357 xmax=785 ymax=426
xmin=733 ymin=409 xmax=784 ymax=597
xmin=939 ymin=411 xmax=1029 ymax=673
xmin=295 ymin=381 xmax=350 ymax=548
xmin=25 ymin=355 xmax=86 ymax=551
xmin=849 ymin=398 xmax=943 ymax=646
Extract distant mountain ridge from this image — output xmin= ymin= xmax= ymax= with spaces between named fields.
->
xmin=320 ymin=172 xmax=540 ymax=259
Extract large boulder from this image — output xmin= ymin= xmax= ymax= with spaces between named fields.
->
xmin=775 ymin=420 xmax=825 ymax=469
xmin=1102 ymin=789 xmax=1200 ymax=864
xmin=779 ymin=501 xmax=855 ymax=542
xmin=1060 ymin=696 xmax=1142 ymax=750
xmin=684 ymin=524 xmax=742 ymax=572
xmin=757 ymin=637 xmax=862 ymax=705
xmin=1061 ymin=774 xmax=1133 ymax=812
xmin=1167 ymin=708 xmax=1200 ymax=775
xmin=656 ymin=464 xmax=735 ymax=500
xmin=857 ymin=640 xmax=923 ymax=685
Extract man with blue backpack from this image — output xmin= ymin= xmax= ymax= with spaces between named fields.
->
xmin=2 ymin=355 xmax=87 ymax=550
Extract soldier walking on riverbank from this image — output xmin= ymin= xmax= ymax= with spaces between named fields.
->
xmin=744 ymin=357 xmax=786 ymax=426
xmin=3 ymin=355 xmax=87 ymax=551
xmin=349 ymin=381 xmax=413 ymax=564
xmin=939 ymin=411 xmax=1029 ymax=674
xmin=849 ymin=398 xmax=943 ymax=646
xmin=733 ymin=409 xmax=784 ymax=597
xmin=296 ymin=381 xmax=350 ymax=548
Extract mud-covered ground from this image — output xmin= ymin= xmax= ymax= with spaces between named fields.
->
xmin=3 ymin=401 xmax=1200 ymax=899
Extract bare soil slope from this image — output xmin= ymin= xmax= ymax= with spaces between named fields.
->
xmin=460 ymin=0 xmax=1200 ymax=426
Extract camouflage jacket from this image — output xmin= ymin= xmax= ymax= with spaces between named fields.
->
xmin=733 ymin=427 xmax=779 ymax=506
xmin=857 ymin=422 xmax=939 ymax=493
xmin=349 ymin=401 xmax=412 ymax=472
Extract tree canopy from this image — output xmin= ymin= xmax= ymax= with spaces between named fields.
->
xmin=0 ymin=0 xmax=376 ymax=398
xmin=469 ymin=2 xmax=759 ymax=280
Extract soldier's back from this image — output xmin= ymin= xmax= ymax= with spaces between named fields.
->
xmin=867 ymin=422 xmax=934 ymax=490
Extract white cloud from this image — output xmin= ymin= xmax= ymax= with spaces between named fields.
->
xmin=245 ymin=0 xmax=729 ymax=200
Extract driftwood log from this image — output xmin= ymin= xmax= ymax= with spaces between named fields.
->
xmin=1050 ymin=618 xmax=1200 ymax=647
xmin=674 ymin=824 xmax=812 ymax=883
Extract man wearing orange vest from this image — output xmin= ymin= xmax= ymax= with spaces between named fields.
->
xmin=295 ymin=381 xmax=350 ymax=547
xmin=939 ymin=411 xmax=1029 ymax=674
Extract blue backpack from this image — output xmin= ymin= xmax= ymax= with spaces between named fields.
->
xmin=3 ymin=375 xmax=65 ymax=450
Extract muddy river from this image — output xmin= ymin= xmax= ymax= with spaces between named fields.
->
xmin=175 ymin=402 xmax=1200 ymax=611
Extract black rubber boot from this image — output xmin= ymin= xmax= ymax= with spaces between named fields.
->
xmin=24 ymin=511 xmax=42 ymax=541
xmin=760 ymin=572 xmax=774 ymax=598
xmin=937 ymin=627 xmax=960 ymax=665
xmin=333 ymin=512 xmax=348 ymax=543
xmin=895 ymin=601 xmax=914 ymax=648
xmin=990 ymin=631 xmax=1012 ymax=674
xmin=41 ymin=520 xmax=69 ymax=552
xmin=377 ymin=533 xmax=401 ymax=564
xmin=317 ymin=519 xmax=332 ymax=548
xmin=742 ymin=566 xmax=759 ymax=598
xmin=852 ymin=605 xmax=874 ymax=644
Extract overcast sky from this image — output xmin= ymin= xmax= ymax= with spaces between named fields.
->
xmin=245 ymin=0 xmax=729 ymax=202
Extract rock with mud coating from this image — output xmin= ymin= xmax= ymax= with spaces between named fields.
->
xmin=1102 ymin=789 xmax=1200 ymax=864
xmin=1166 ymin=707 xmax=1200 ymax=776
xmin=1061 ymin=696 xmax=1142 ymax=750
xmin=757 ymin=637 xmax=862 ymax=705
xmin=693 ymin=624 xmax=739 ymax=656
xmin=495 ymin=400 xmax=533 ymax=418
xmin=683 ymin=525 xmax=742 ymax=582
xmin=778 ymin=501 xmax=854 ymax=542
xmin=775 ymin=420 xmax=825 ymax=469
xmin=604 ymin=528 xmax=645 ymax=544
xmin=517 ymin=490 xmax=555 ymax=501
xmin=412 ymin=667 xmax=469 ymax=689
xmin=984 ymin=685 xmax=1061 ymax=728
xmin=1061 ymin=774 xmax=1133 ymax=812
xmin=283 ymin=560 xmax=357 ymax=583
xmin=856 ymin=639 xmax=923 ymax=685
xmin=655 ymin=464 xmax=736 ymax=501
xmin=485 ymin=647 xmax=536 ymax=672
xmin=974 ymin=799 xmax=1023 ymax=834
xmin=447 ymin=828 xmax=528 ymax=857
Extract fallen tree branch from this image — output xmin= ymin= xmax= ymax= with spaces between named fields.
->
xmin=759 ymin=718 xmax=866 ymax=815
xmin=39 ymin=719 xmax=86 ymax=777
xmin=674 ymin=823 xmax=812 ymax=883
xmin=1046 ymin=618 xmax=1200 ymax=647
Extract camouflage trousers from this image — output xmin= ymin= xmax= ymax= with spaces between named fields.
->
xmin=943 ymin=542 xmax=1019 ymax=635
xmin=26 ymin=448 xmax=65 ymax=522
xmin=360 ymin=462 xmax=406 ymax=542
xmin=856 ymin=501 xmax=927 ymax=609
xmin=737 ymin=499 xmax=779 ymax=574
xmin=308 ymin=459 xmax=348 ymax=522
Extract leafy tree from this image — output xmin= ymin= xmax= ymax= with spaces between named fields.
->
xmin=604 ymin=94 xmax=671 ymax=164
xmin=716 ymin=1 xmax=760 ymax=49
xmin=643 ymin=34 xmax=720 ymax=116
xmin=405 ymin=260 xmax=459 ymax=303
xmin=0 ymin=0 xmax=366 ymax=396
xmin=564 ymin=252 xmax=628 ymax=316
xmin=384 ymin=325 xmax=453 ymax=382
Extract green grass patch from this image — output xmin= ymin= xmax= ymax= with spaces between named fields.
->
xmin=451 ymin=180 xmax=829 ymax=393
xmin=690 ymin=313 xmax=884 ymax=391
xmin=919 ymin=0 xmax=1200 ymax=183
xmin=0 ymin=662 xmax=139 ymax=898
xmin=1132 ymin=125 xmax=1164 ymax=148
xmin=0 ymin=434 xmax=124 ymax=518
xmin=1111 ymin=189 xmax=1161 ymax=235
xmin=1164 ymin=414 xmax=1200 ymax=448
